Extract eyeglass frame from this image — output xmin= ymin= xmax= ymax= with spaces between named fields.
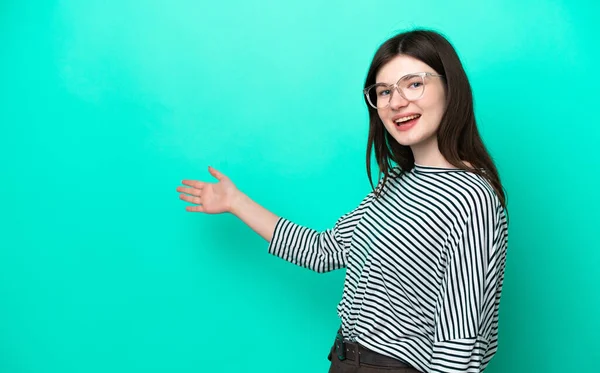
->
xmin=363 ymin=72 xmax=445 ymax=109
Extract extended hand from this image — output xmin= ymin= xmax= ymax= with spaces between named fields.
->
xmin=177 ymin=166 xmax=240 ymax=214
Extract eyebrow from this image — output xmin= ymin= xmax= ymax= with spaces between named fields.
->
xmin=376 ymin=72 xmax=423 ymax=85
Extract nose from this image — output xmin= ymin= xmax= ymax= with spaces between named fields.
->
xmin=389 ymin=86 xmax=409 ymax=110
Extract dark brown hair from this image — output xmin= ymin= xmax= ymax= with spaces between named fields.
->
xmin=365 ymin=29 xmax=506 ymax=208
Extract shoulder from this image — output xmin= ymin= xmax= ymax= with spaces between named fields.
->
xmin=383 ymin=166 xmax=404 ymax=179
xmin=372 ymin=166 xmax=404 ymax=194
xmin=443 ymin=171 xmax=504 ymax=223
xmin=436 ymin=170 xmax=503 ymax=222
xmin=457 ymin=172 xmax=498 ymax=204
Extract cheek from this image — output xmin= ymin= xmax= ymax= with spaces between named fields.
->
xmin=420 ymin=99 xmax=445 ymax=133
xmin=424 ymin=96 xmax=446 ymax=120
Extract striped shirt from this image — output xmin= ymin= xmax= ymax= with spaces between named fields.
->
xmin=268 ymin=164 xmax=508 ymax=373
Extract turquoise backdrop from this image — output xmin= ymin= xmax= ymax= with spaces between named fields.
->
xmin=1 ymin=1 xmax=598 ymax=372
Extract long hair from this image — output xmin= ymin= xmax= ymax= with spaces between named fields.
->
xmin=364 ymin=29 xmax=507 ymax=208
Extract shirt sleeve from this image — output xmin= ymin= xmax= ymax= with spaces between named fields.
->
xmin=429 ymin=196 xmax=507 ymax=373
xmin=267 ymin=189 xmax=377 ymax=273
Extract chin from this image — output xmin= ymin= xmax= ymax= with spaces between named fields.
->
xmin=389 ymin=133 xmax=418 ymax=147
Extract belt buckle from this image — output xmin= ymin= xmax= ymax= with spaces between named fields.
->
xmin=334 ymin=332 xmax=346 ymax=361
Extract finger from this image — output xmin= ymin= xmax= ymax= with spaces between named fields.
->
xmin=208 ymin=166 xmax=225 ymax=181
xmin=176 ymin=187 xmax=201 ymax=197
xmin=186 ymin=205 xmax=205 ymax=213
xmin=179 ymin=194 xmax=202 ymax=205
xmin=181 ymin=180 xmax=205 ymax=189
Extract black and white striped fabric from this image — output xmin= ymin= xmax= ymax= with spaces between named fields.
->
xmin=268 ymin=164 xmax=508 ymax=373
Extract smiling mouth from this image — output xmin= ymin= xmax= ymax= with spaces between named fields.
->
xmin=394 ymin=114 xmax=421 ymax=126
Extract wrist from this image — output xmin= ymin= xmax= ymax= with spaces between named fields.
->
xmin=229 ymin=190 xmax=248 ymax=216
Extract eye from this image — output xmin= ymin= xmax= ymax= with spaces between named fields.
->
xmin=378 ymin=89 xmax=391 ymax=97
xmin=402 ymin=75 xmax=425 ymax=90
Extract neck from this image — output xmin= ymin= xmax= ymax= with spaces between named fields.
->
xmin=410 ymin=138 xmax=455 ymax=168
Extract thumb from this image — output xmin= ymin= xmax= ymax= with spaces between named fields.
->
xmin=208 ymin=166 xmax=225 ymax=181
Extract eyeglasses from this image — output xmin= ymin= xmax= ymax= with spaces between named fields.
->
xmin=363 ymin=72 xmax=444 ymax=109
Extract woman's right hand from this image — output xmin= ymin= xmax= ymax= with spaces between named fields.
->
xmin=177 ymin=166 xmax=240 ymax=214
xmin=177 ymin=165 xmax=279 ymax=241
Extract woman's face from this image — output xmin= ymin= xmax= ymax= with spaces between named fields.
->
xmin=375 ymin=55 xmax=446 ymax=154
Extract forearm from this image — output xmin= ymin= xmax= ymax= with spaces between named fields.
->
xmin=229 ymin=192 xmax=349 ymax=272
xmin=267 ymin=219 xmax=347 ymax=273
xmin=230 ymin=191 xmax=279 ymax=242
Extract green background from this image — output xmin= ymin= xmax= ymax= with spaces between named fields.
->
xmin=1 ymin=1 xmax=598 ymax=372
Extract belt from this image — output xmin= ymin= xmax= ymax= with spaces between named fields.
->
xmin=333 ymin=328 xmax=411 ymax=368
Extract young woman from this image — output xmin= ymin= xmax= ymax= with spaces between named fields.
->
xmin=177 ymin=29 xmax=509 ymax=373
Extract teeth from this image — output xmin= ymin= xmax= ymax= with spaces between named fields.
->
xmin=394 ymin=114 xmax=420 ymax=123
